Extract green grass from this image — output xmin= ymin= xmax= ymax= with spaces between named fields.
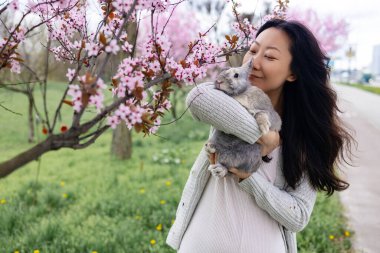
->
xmin=0 ymin=84 xmax=353 ymax=252
xmin=339 ymin=82 xmax=380 ymax=95
xmin=297 ymin=194 xmax=353 ymax=252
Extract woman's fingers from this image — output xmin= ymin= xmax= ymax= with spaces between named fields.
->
xmin=208 ymin=153 xmax=217 ymax=164
xmin=258 ymin=130 xmax=280 ymax=156
xmin=229 ymin=167 xmax=251 ymax=180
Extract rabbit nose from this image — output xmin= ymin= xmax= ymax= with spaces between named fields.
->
xmin=215 ymin=80 xmax=222 ymax=89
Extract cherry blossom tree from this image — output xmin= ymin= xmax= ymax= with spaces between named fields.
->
xmin=0 ymin=0 xmax=289 ymax=178
xmin=286 ymin=8 xmax=349 ymax=54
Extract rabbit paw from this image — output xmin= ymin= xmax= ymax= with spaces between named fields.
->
xmin=208 ymin=164 xmax=228 ymax=178
xmin=205 ymin=142 xmax=216 ymax=154
xmin=255 ymin=112 xmax=271 ymax=134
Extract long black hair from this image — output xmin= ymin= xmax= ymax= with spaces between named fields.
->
xmin=256 ymin=19 xmax=354 ymax=195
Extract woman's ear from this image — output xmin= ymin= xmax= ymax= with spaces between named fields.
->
xmin=286 ymin=73 xmax=297 ymax=82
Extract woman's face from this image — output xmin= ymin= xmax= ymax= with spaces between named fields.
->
xmin=243 ymin=27 xmax=296 ymax=95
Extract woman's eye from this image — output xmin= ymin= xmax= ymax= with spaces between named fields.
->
xmin=250 ymin=50 xmax=257 ymax=54
xmin=265 ymin=55 xmax=275 ymax=60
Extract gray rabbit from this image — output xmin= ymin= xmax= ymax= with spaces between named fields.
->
xmin=205 ymin=60 xmax=282 ymax=177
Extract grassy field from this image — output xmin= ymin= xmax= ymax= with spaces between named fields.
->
xmin=339 ymin=82 xmax=380 ymax=95
xmin=0 ymin=84 xmax=353 ymax=252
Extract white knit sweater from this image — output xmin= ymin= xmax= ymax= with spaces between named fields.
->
xmin=166 ymin=82 xmax=317 ymax=253
xmin=179 ymin=147 xmax=287 ymax=253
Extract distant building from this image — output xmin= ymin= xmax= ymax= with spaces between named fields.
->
xmin=372 ymin=44 xmax=380 ymax=75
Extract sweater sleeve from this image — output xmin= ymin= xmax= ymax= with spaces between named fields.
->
xmin=186 ymin=82 xmax=262 ymax=144
xmin=239 ymin=172 xmax=317 ymax=233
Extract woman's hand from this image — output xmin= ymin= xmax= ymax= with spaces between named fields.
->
xmin=208 ymin=152 xmax=217 ymax=164
xmin=257 ymin=130 xmax=281 ymax=156
xmin=228 ymin=168 xmax=251 ymax=182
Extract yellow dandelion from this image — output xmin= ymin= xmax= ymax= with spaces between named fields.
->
xmin=60 ymin=181 xmax=65 ymax=187
xmin=34 ymin=250 xmax=40 ymax=253
xmin=165 ymin=181 xmax=172 ymax=187
xmin=62 ymin=193 xmax=68 ymax=199
xmin=329 ymin=235 xmax=335 ymax=240
xmin=14 ymin=251 xmax=20 ymax=253
xmin=156 ymin=223 xmax=163 ymax=231
xmin=344 ymin=231 xmax=351 ymax=237
xmin=0 ymin=199 xmax=6 ymax=204
xmin=150 ymin=239 xmax=156 ymax=245
xmin=160 ymin=200 xmax=166 ymax=205
xmin=139 ymin=188 xmax=145 ymax=194
xmin=134 ymin=215 xmax=142 ymax=220
xmin=92 ymin=251 xmax=98 ymax=253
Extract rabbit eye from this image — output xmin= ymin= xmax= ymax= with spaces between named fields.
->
xmin=234 ymin=73 xmax=239 ymax=78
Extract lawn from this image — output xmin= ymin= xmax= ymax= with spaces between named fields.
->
xmin=339 ymin=82 xmax=380 ymax=95
xmin=0 ymin=83 xmax=353 ymax=252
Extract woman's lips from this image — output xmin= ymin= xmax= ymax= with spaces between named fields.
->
xmin=250 ymin=74 xmax=263 ymax=79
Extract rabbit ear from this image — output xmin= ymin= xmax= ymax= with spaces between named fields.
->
xmin=242 ymin=56 xmax=253 ymax=69
xmin=248 ymin=57 xmax=253 ymax=68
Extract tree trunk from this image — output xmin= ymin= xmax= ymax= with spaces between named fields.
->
xmin=28 ymin=94 xmax=35 ymax=143
xmin=170 ymin=91 xmax=178 ymax=119
xmin=110 ymin=22 xmax=137 ymax=160
xmin=111 ymin=123 xmax=132 ymax=159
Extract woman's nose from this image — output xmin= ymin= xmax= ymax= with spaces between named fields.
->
xmin=252 ymin=55 xmax=261 ymax=70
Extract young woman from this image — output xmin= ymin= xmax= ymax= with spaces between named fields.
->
xmin=166 ymin=19 xmax=354 ymax=253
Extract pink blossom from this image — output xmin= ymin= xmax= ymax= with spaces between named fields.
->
xmin=115 ymin=104 xmax=131 ymax=120
xmin=114 ymin=86 xmax=127 ymax=98
xmin=9 ymin=0 xmax=20 ymax=11
xmin=71 ymin=40 xmax=82 ymax=50
xmin=122 ymin=41 xmax=133 ymax=53
xmin=10 ymin=61 xmax=21 ymax=74
xmin=68 ymin=84 xmax=82 ymax=112
xmin=107 ymin=115 xmax=120 ymax=129
xmin=73 ymin=100 xmax=83 ymax=112
xmin=0 ymin=39 xmax=6 ymax=48
xmin=89 ymin=93 xmax=104 ymax=112
xmin=129 ymin=112 xmax=142 ymax=125
xmin=14 ymin=28 xmax=25 ymax=41
xmin=96 ymin=78 xmax=107 ymax=90
xmin=68 ymin=84 xmax=80 ymax=97
xmin=105 ymin=40 xmax=120 ymax=55
xmin=85 ymin=42 xmax=100 ymax=57
xmin=66 ymin=68 xmax=76 ymax=82
xmin=149 ymin=118 xmax=161 ymax=134
xmin=85 ymin=78 xmax=107 ymax=112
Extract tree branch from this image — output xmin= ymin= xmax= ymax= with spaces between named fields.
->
xmin=42 ymin=39 xmax=51 ymax=130
xmin=0 ymin=101 xmax=22 ymax=116
xmin=0 ymin=70 xmax=173 ymax=178
xmin=74 ymin=125 xmax=109 ymax=149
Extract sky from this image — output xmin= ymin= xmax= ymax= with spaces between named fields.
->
xmin=240 ymin=0 xmax=380 ymax=71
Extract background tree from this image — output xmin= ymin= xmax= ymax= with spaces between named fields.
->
xmin=286 ymin=8 xmax=349 ymax=54
xmin=0 ymin=14 xmax=54 ymax=143
xmin=110 ymin=22 xmax=137 ymax=160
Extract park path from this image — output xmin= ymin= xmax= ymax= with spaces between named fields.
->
xmin=334 ymin=84 xmax=380 ymax=253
